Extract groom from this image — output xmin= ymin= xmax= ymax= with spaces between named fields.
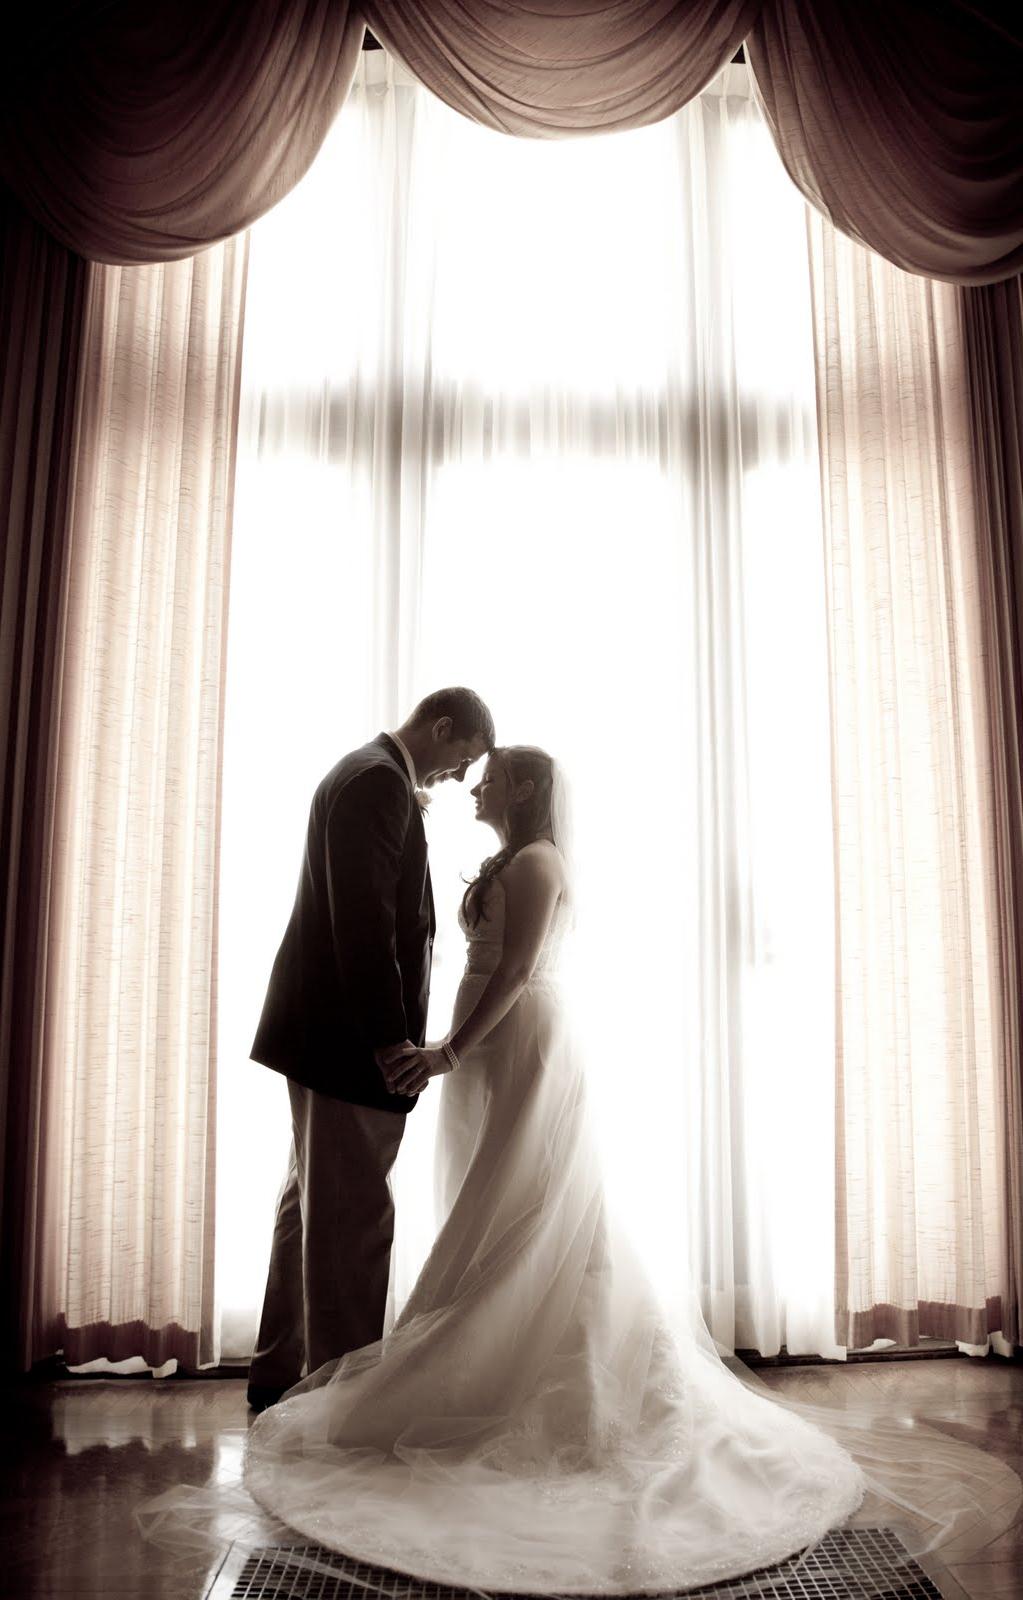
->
xmin=247 ymin=687 xmax=495 ymax=1411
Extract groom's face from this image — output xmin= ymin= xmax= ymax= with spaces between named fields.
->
xmin=426 ymin=730 xmax=490 ymax=786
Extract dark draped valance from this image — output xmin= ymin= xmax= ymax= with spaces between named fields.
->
xmin=748 ymin=0 xmax=1023 ymax=285
xmin=0 ymin=1 xmax=1019 ymax=283
xmin=1 ymin=2 xmax=366 ymax=263
xmin=360 ymin=0 xmax=758 ymax=136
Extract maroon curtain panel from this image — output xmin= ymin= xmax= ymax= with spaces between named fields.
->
xmin=0 ymin=190 xmax=87 ymax=1370
xmin=961 ymin=275 xmax=1023 ymax=1346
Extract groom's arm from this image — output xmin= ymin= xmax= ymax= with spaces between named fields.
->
xmin=324 ymin=765 xmax=412 ymax=1053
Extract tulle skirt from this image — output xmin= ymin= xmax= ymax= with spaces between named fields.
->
xmin=139 ymin=973 xmax=1022 ymax=1595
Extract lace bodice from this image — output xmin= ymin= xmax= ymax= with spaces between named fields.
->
xmin=457 ymin=875 xmax=565 ymax=982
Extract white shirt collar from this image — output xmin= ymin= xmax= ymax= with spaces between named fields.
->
xmin=388 ymin=730 xmax=419 ymax=790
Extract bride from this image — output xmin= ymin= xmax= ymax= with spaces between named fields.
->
xmin=239 ymin=745 xmax=872 ymax=1593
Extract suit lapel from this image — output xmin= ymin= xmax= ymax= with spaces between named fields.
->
xmin=376 ymin=731 xmax=415 ymax=791
xmin=375 ymin=735 xmax=431 ymax=917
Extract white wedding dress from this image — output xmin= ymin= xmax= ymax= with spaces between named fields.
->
xmin=240 ymin=875 xmax=871 ymax=1593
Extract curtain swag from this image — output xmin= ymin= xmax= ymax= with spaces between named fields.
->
xmin=1 ymin=1 xmax=1019 ymax=282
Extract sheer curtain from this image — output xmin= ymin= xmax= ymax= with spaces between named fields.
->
xmin=218 ymin=54 xmax=839 ymax=1360
xmin=37 ymin=239 xmax=247 ymax=1371
xmin=807 ymin=217 xmax=1009 ymax=1352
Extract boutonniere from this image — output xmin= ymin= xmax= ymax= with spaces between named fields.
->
xmin=415 ymin=787 xmax=432 ymax=815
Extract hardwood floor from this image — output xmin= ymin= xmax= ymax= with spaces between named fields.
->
xmin=2 ymin=1357 xmax=1022 ymax=1599
xmin=759 ymin=1358 xmax=1023 ymax=1600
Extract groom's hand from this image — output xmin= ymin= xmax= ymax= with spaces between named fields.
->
xmin=381 ymin=1049 xmax=428 ymax=1095
xmin=373 ymin=1039 xmax=419 ymax=1086
xmin=374 ymin=1039 xmax=418 ymax=1064
xmin=382 ymin=1046 xmax=451 ymax=1096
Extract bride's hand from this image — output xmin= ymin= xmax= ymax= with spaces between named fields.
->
xmin=383 ymin=1045 xmax=452 ymax=1096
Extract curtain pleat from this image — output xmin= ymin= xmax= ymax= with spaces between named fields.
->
xmin=807 ymin=214 xmax=1009 ymax=1349
xmin=32 ymin=239 xmax=248 ymax=1371
xmin=960 ymin=274 xmax=1023 ymax=1346
xmin=0 ymin=193 xmax=87 ymax=1371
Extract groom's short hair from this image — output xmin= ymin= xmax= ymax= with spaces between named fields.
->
xmin=411 ymin=687 xmax=495 ymax=749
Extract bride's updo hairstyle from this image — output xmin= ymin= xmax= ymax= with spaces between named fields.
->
xmin=462 ymin=745 xmax=555 ymax=927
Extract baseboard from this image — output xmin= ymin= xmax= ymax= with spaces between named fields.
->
xmin=16 ymin=1337 xmax=1023 ymax=1384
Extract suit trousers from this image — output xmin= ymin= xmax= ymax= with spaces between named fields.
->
xmin=249 ymin=1078 xmax=407 ymax=1387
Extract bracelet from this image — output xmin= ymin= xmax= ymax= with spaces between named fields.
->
xmin=440 ymin=1039 xmax=460 ymax=1073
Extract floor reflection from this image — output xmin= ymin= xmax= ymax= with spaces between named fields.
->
xmin=2 ymin=1364 xmax=1022 ymax=1600
xmin=2 ymin=1379 xmax=246 ymax=1598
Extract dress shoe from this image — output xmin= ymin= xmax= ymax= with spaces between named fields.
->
xmin=246 ymin=1382 xmax=288 ymax=1412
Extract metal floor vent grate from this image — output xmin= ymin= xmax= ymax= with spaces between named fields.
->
xmin=208 ymin=1527 xmax=942 ymax=1600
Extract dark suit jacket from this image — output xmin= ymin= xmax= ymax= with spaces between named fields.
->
xmin=251 ymin=733 xmax=434 ymax=1112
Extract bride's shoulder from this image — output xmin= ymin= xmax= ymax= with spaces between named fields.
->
xmin=503 ymin=838 xmax=565 ymax=892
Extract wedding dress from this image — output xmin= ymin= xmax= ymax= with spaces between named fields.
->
xmin=140 ymin=843 xmax=1021 ymax=1594
xmin=239 ymin=875 xmax=870 ymax=1592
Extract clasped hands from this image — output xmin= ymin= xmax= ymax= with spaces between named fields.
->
xmin=374 ymin=1038 xmax=452 ymax=1096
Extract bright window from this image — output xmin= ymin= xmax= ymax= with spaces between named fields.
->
xmin=216 ymin=55 xmax=837 ymax=1361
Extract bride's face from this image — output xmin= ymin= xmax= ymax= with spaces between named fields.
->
xmin=470 ymin=759 xmax=511 ymax=828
